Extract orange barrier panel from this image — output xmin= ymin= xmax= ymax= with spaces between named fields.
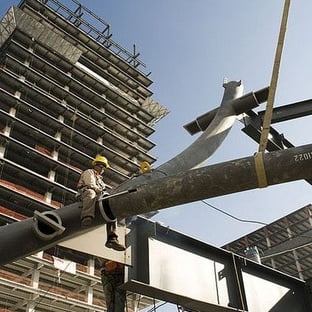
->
xmin=0 ymin=179 xmax=61 ymax=208
xmin=0 ymin=205 xmax=27 ymax=221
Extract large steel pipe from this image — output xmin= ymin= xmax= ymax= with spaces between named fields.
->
xmin=0 ymin=144 xmax=311 ymax=265
xmin=109 ymin=144 xmax=312 ymax=217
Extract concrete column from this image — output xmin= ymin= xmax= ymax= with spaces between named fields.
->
xmin=307 ymin=206 xmax=312 ymax=228
xmin=48 ymin=170 xmax=56 ymax=181
xmin=56 ymin=115 xmax=66 ymax=144
xmin=285 ymin=218 xmax=303 ymax=280
xmin=2 ymin=106 xmax=17 ymax=137
xmin=87 ymin=258 xmax=95 ymax=308
xmin=264 ymin=227 xmax=276 ymax=269
xmin=9 ymin=107 xmax=17 ymax=116
xmin=1 ymin=125 xmax=11 ymax=136
xmin=131 ymin=156 xmax=138 ymax=164
xmin=44 ymin=192 xmax=52 ymax=204
xmin=26 ymin=301 xmax=36 ymax=312
xmin=87 ymin=258 xmax=95 ymax=275
xmin=55 ymin=131 xmax=62 ymax=141
xmin=14 ymin=91 xmax=21 ymax=99
xmin=0 ymin=145 xmax=5 ymax=158
xmin=46 ymin=170 xmax=55 ymax=204
xmin=86 ymin=285 xmax=94 ymax=307
xmin=26 ymin=260 xmax=41 ymax=312
xmin=31 ymin=265 xmax=40 ymax=288
xmin=51 ymin=150 xmax=59 ymax=160
xmin=58 ymin=115 xmax=64 ymax=123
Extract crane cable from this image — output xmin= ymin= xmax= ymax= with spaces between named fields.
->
xmin=255 ymin=0 xmax=291 ymax=188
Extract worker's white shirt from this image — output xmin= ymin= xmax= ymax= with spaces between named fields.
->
xmin=77 ymin=169 xmax=106 ymax=193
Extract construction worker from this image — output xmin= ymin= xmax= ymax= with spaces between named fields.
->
xmin=100 ymin=259 xmax=126 ymax=312
xmin=77 ymin=155 xmax=126 ymax=251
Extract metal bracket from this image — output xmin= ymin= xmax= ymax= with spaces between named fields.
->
xmin=33 ymin=210 xmax=65 ymax=240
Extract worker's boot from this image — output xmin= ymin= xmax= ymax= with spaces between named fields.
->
xmin=105 ymin=235 xmax=126 ymax=251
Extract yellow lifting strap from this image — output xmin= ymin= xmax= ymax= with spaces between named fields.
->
xmin=258 ymin=0 xmax=291 ymax=153
xmin=254 ymin=152 xmax=268 ymax=188
xmin=255 ymin=0 xmax=291 ymax=188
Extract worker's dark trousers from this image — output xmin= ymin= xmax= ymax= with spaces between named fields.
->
xmin=101 ymin=271 xmax=126 ymax=312
xmin=107 ymin=221 xmax=117 ymax=239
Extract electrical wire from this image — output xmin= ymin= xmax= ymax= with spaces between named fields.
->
xmin=201 ymin=200 xmax=312 ymax=266
xmin=201 ymin=200 xmax=267 ymax=226
xmin=201 ymin=200 xmax=312 ymax=237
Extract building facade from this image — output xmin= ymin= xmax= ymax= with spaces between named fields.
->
xmin=0 ymin=0 xmax=167 ymax=310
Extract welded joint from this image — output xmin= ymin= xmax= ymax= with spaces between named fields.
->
xmin=254 ymin=152 xmax=268 ymax=188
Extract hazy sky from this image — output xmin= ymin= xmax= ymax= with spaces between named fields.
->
xmin=1 ymin=0 xmax=311 ymax=245
xmin=1 ymin=0 xmax=312 ymax=311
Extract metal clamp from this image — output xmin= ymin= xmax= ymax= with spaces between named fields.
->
xmin=33 ymin=210 xmax=65 ymax=240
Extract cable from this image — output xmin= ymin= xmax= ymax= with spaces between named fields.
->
xmin=201 ymin=201 xmax=312 ymax=253
xmin=201 ymin=200 xmax=267 ymax=226
xmin=201 ymin=200 xmax=312 ymax=268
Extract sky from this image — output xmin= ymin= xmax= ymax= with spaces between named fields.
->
xmin=0 ymin=0 xmax=312 ymax=309
xmin=0 ymin=0 xmax=311 ymax=245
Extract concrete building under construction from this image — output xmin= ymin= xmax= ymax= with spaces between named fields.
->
xmin=0 ymin=0 xmax=168 ymax=310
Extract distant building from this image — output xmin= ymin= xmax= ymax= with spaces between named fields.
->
xmin=223 ymin=204 xmax=312 ymax=282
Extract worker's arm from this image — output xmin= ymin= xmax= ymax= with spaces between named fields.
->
xmin=79 ymin=169 xmax=104 ymax=194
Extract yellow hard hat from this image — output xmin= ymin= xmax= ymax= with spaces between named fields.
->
xmin=140 ymin=161 xmax=151 ymax=174
xmin=92 ymin=155 xmax=109 ymax=168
